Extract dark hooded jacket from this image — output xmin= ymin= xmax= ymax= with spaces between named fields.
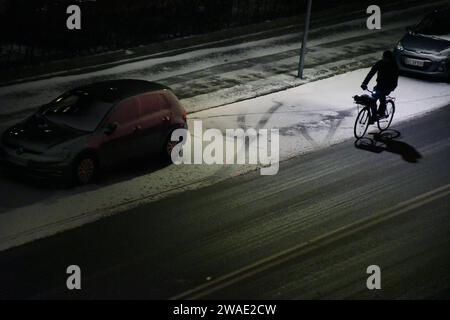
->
xmin=362 ymin=54 xmax=399 ymax=93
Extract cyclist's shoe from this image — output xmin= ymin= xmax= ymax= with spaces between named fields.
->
xmin=378 ymin=112 xmax=388 ymax=119
xmin=378 ymin=106 xmax=388 ymax=119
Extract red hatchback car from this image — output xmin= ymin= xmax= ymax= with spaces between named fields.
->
xmin=0 ymin=79 xmax=187 ymax=185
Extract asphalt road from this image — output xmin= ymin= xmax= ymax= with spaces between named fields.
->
xmin=0 ymin=105 xmax=449 ymax=299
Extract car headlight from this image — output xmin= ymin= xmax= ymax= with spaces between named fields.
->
xmin=396 ymin=41 xmax=404 ymax=51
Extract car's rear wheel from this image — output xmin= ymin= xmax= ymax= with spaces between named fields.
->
xmin=162 ymin=131 xmax=184 ymax=164
xmin=73 ymin=154 xmax=98 ymax=185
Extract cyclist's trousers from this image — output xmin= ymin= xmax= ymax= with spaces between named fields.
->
xmin=371 ymin=87 xmax=391 ymax=114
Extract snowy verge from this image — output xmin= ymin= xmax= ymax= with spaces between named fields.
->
xmin=0 ymin=68 xmax=449 ymax=251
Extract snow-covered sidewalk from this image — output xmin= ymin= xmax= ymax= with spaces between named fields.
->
xmin=196 ymin=69 xmax=450 ymax=159
xmin=0 ymin=68 xmax=449 ymax=251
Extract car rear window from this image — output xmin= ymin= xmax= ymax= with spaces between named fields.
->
xmin=139 ymin=93 xmax=168 ymax=115
xmin=108 ymin=97 xmax=140 ymax=125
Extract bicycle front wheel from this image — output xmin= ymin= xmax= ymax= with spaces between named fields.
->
xmin=354 ymin=107 xmax=370 ymax=139
xmin=377 ymin=100 xmax=395 ymax=131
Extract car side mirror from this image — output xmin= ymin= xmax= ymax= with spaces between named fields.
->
xmin=104 ymin=122 xmax=118 ymax=135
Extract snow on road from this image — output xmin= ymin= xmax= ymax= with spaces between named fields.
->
xmin=0 ymin=68 xmax=449 ymax=251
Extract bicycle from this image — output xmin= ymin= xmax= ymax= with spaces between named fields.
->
xmin=353 ymin=89 xmax=396 ymax=139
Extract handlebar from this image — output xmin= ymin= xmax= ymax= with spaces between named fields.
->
xmin=362 ymin=88 xmax=395 ymax=101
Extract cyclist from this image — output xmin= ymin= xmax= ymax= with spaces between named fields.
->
xmin=361 ymin=50 xmax=399 ymax=123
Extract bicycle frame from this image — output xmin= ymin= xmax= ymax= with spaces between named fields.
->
xmin=366 ymin=88 xmax=396 ymax=103
xmin=353 ymin=88 xmax=396 ymax=139
xmin=387 ymin=96 xmax=396 ymax=101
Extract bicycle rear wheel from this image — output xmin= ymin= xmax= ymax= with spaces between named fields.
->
xmin=354 ymin=107 xmax=370 ymax=139
xmin=377 ymin=100 xmax=395 ymax=131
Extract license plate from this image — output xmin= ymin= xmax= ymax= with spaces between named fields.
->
xmin=404 ymin=57 xmax=424 ymax=67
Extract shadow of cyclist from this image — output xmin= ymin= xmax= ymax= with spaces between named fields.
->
xmin=354 ymin=130 xmax=422 ymax=163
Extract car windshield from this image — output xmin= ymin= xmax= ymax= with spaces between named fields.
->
xmin=41 ymin=91 xmax=112 ymax=132
xmin=415 ymin=12 xmax=450 ymax=36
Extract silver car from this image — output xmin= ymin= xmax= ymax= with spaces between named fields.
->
xmin=394 ymin=8 xmax=450 ymax=80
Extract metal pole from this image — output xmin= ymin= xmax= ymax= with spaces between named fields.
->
xmin=298 ymin=0 xmax=312 ymax=78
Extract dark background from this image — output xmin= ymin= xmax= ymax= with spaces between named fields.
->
xmin=0 ymin=0 xmax=341 ymax=69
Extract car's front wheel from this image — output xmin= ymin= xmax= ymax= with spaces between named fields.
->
xmin=72 ymin=153 xmax=98 ymax=185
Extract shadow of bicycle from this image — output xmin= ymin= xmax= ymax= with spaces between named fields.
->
xmin=354 ymin=129 xmax=422 ymax=163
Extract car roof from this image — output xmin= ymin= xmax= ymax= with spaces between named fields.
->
xmin=72 ymin=79 xmax=171 ymax=103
